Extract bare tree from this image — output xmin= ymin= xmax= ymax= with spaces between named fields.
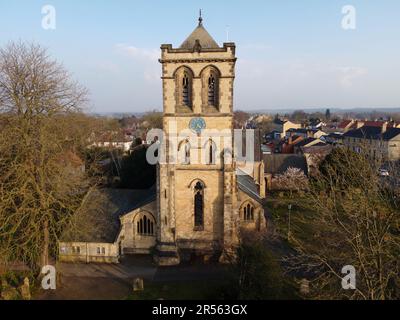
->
xmin=141 ymin=110 xmax=163 ymax=130
xmin=233 ymin=111 xmax=250 ymax=129
xmin=0 ymin=42 xmax=96 ymax=271
xmin=286 ymin=147 xmax=400 ymax=300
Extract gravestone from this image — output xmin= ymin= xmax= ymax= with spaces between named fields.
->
xmin=20 ymin=277 xmax=31 ymax=300
xmin=300 ymin=278 xmax=310 ymax=295
xmin=133 ymin=278 xmax=144 ymax=292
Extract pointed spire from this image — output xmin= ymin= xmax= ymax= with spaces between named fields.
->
xmin=179 ymin=10 xmax=219 ymax=49
xmin=198 ymin=9 xmax=203 ymax=26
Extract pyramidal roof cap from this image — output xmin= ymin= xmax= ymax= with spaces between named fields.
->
xmin=179 ymin=12 xmax=220 ymax=50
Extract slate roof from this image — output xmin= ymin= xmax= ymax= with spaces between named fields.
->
xmin=180 ymin=22 xmax=219 ymax=50
xmin=327 ymin=133 xmax=344 ymax=139
xmin=273 ymin=119 xmax=285 ymax=126
xmin=61 ymin=187 xmax=156 ymax=243
xmin=344 ymin=126 xmax=400 ymax=141
xmin=382 ymin=128 xmax=400 ymax=140
xmin=236 ymin=169 xmax=263 ymax=203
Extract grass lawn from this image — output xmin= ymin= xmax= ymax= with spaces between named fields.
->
xmin=265 ymin=193 xmax=317 ymax=244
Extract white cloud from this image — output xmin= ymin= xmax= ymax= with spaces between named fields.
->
xmin=335 ymin=66 xmax=368 ymax=88
xmin=115 ymin=43 xmax=158 ymax=61
xmin=114 ymin=43 xmax=160 ymax=83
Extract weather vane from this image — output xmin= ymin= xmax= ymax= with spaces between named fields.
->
xmin=199 ymin=9 xmax=203 ymax=25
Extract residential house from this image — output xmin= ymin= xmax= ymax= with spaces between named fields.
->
xmin=271 ymin=119 xmax=302 ymax=139
xmin=343 ymin=126 xmax=400 ymax=161
xmin=281 ymin=135 xmax=303 ymax=154
xmin=293 ymin=137 xmax=326 ymax=154
xmin=286 ymin=128 xmax=327 ymax=140
xmin=325 ymin=132 xmax=344 ymax=146
xmin=337 ymin=120 xmax=357 ymax=133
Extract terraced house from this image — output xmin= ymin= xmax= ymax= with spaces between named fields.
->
xmin=343 ymin=126 xmax=400 ymax=161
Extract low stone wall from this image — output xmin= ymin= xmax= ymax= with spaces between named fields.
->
xmin=59 ymin=242 xmax=119 ymax=264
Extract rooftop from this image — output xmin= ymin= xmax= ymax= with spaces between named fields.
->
xmin=343 ymin=126 xmax=400 ymax=140
xmin=293 ymin=137 xmax=320 ymax=148
xmin=179 ymin=14 xmax=220 ymax=50
xmin=61 ymin=187 xmax=156 ymax=243
xmin=236 ymin=170 xmax=263 ymax=203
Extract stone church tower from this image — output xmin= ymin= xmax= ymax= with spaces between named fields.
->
xmin=155 ymin=15 xmax=265 ymax=266
xmin=58 ymin=15 xmax=267 ymax=266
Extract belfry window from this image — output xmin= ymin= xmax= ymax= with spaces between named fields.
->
xmin=208 ymin=74 xmax=218 ymax=106
xmin=243 ymin=203 xmax=254 ymax=221
xmin=194 ymin=182 xmax=204 ymax=229
xmin=137 ymin=214 xmax=154 ymax=236
xmin=182 ymin=74 xmax=191 ymax=106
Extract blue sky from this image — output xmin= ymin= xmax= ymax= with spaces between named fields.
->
xmin=0 ymin=0 xmax=399 ymax=113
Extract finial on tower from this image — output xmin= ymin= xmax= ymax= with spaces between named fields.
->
xmin=198 ymin=9 xmax=203 ymax=26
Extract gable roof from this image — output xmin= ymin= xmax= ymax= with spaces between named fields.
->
xmin=344 ymin=126 xmax=400 ymax=141
xmin=361 ymin=121 xmax=386 ymax=127
xmin=293 ymin=137 xmax=319 ymax=148
xmin=180 ymin=22 xmax=219 ymax=50
xmin=338 ymin=120 xmax=353 ymax=129
xmin=344 ymin=126 xmax=381 ymax=139
xmin=382 ymin=128 xmax=400 ymax=140
xmin=61 ymin=187 xmax=156 ymax=243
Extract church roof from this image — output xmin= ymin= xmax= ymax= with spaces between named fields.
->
xmin=61 ymin=187 xmax=156 ymax=243
xmin=237 ymin=170 xmax=264 ymax=203
xmin=180 ymin=17 xmax=219 ymax=50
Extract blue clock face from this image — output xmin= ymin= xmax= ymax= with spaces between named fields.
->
xmin=189 ymin=117 xmax=206 ymax=134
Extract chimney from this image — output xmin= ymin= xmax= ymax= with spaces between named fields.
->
xmin=382 ymin=122 xmax=387 ymax=133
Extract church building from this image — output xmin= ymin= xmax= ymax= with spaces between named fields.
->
xmin=59 ymin=16 xmax=267 ymax=266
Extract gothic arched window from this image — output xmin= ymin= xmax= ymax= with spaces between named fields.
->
xmin=208 ymin=74 xmax=218 ymax=106
xmin=206 ymin=139 xmax=216 ymax=165
xmin=194 ymin=182 xmax=204 ymax=229
xmin=175 ymin=67 xmax=193 ymax=111
xmin=137 ymin=214 xmax=155 ymax=236
xmin=243 ymin=203 xmax=254 ymax=221
xmin=201 ymin=66 xmax=220 ymax=110
xmin=182 ymin=73 xmax=191 ymax=106
xmin=179 ymin=140 xmax=191 ymax=165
